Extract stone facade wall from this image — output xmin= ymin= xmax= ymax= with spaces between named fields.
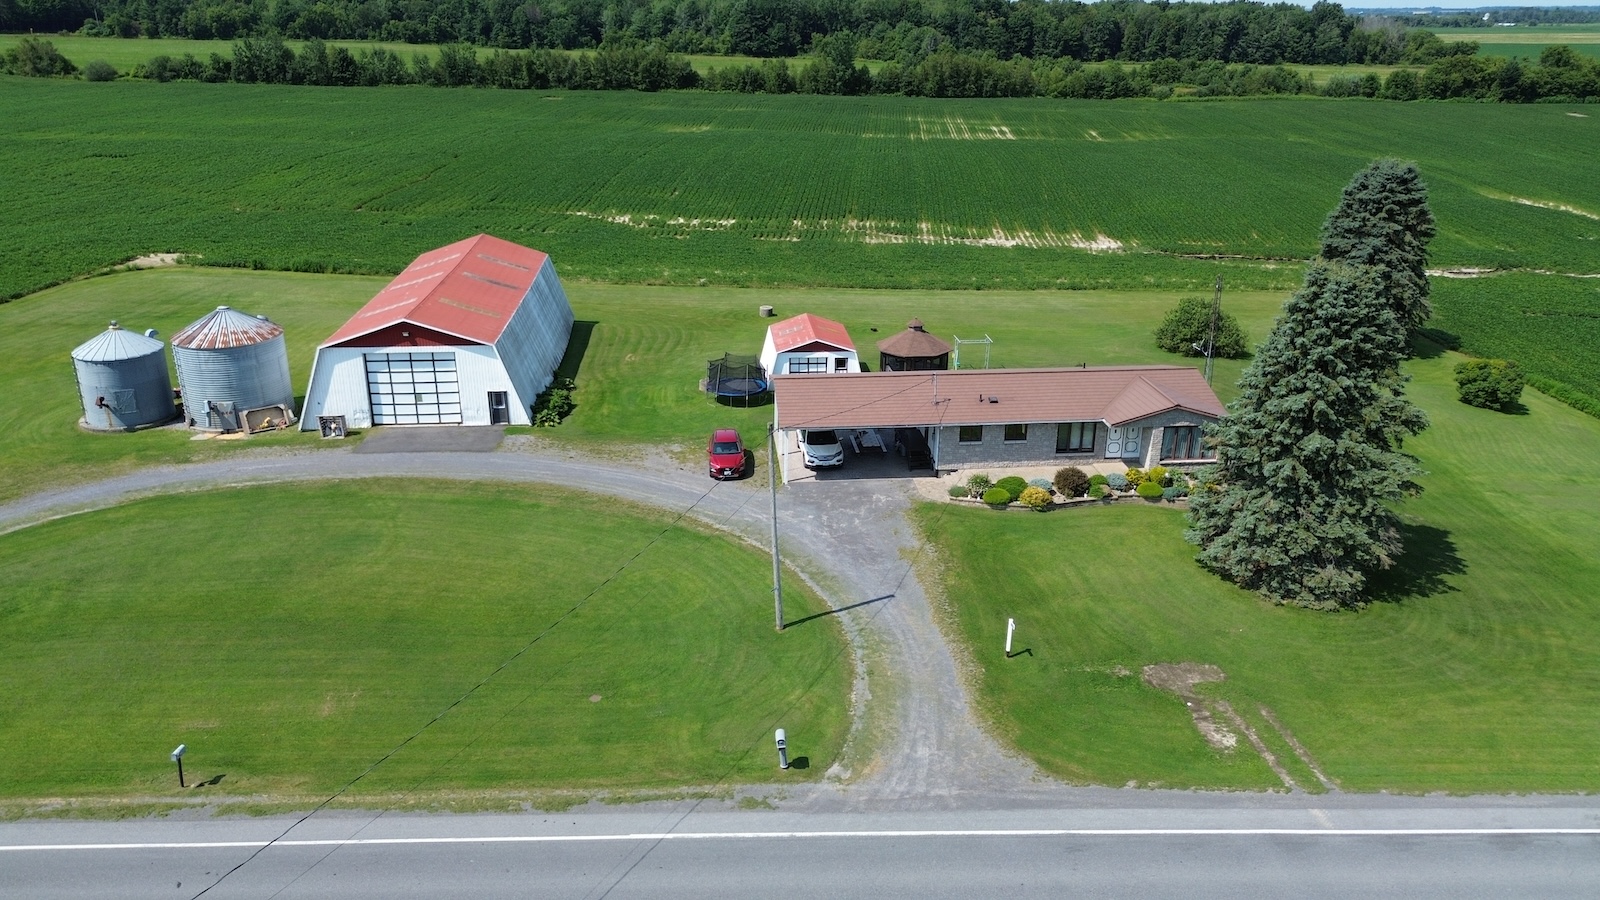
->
xmin=934 ymin=410 xmax=1217 ymax=470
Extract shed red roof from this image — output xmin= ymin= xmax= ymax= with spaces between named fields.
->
xmin=775 ymin=366 xmax=1225 ymax=430
xmin=322 ymin=235 xmax=549 ymax=348
xmin=769 ymin=313 xmax=854 ymax=353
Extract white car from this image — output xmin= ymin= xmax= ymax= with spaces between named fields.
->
xmin=801 ymin=429 xmax=845 ymax=468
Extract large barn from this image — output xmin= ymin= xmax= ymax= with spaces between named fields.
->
xmin=301 ymin=235 xmax=573 ymax=429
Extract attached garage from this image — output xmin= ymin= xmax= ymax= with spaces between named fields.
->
xmin=301 ymin=234 xmax=573 ymax=430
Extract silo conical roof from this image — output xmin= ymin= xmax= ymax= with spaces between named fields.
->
xmin=71 ymin=322 xmax=166 ymax=362
xmin=173 ymin=306 xmax=285 ymax=349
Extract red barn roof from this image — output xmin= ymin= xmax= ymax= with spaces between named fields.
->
xmin=769 ymin=313 xmax=855 ymax=353
xmin=322 ymin=235 xmax=550 ymax=348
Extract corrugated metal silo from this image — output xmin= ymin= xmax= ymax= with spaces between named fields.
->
xmin=172 ymin=306 xmax=295 ymax=432
xmin=70 ymin=321 xmax=177 ymax=431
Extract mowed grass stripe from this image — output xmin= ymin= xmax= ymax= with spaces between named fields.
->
xmin=0 ymin=479 xmax=850 ymax=799
xmin=916 ymin=351 xmax=1600 ymax=793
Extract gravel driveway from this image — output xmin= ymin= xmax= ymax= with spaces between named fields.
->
xmin=0 ymin=440 xmax=1065 ymax=811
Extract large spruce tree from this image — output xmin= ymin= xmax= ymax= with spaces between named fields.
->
xmin=1186 ymin=260 xmax=1428 ymax=609
xmin=1318 ymin=159 xmax=1437 ymax=336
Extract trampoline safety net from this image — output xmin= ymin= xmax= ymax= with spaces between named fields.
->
xmin=706 ymin=353 xmax=768 ymax=400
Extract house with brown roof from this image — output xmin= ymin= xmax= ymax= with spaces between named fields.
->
xmin=300 ymin=234 xmax=573 ymax=429
xmin=759 ymin=313 xmax=859 ymax=377
xmin=773 ymin=365 xmax=1224 ymax=478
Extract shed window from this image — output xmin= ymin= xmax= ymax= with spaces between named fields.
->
xmin=1056 ymin=422 xmax=1096 ymax=453
xmin=787 ymin=357 xmax=828 ymax=374
xmin=958 ymin=425 xmax=983 ymax=444
xmin=1161 ymin=425 xmax=1213 ymax=460
xmin=1003 ymin=423 xmax=1028 ymax=442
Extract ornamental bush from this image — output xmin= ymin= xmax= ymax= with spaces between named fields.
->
xmin=1125 ymin=467 xmax=1147 ymax=488
xmin=947 ymin=484 xmax=970 ymax=499
xmin=1146 ymin=465 xmax=1170 ymax=487
xmin=1137 ymin=481 xmax=1165 ymax=499
xmin=1053 ymin=466 xmax=1090 ymax=497
xmin=1088 ymin=473 xmax=1109 ymax=487
xmin=1454 ymin=358 xmax=1524 ymax=411
xmin=1028 ymin=477 xmax=1053 ymax=493
xmin=995 ymin=476 xmax=1029 ymax=501
xmin=1106 ymin=473 xmax=1130 ymax=491
xmin=1162 ymin=485 xmax=1188 ymax=501
xmin=981 ymin=487 xmax=1012 ymax=506
xmin=1089 ymin=484 xmax=1110 ymax=499
xmin=965 ymin=474 xmax=993 ymax=497
xmin=1019 ymin=486 xmax=1052 ymax=510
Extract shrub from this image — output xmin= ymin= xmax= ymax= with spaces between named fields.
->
xmin=947 ymin=484 xmax=970 ymax=499
xmin=1162 ymin=485 xmax=1188 ymax=501
xmin=1054 ymin=466 xmax=1090 ymax=497
xmin=1125 ymin=467 xmax=1147 ymax=488
xmin=1019 ymin=486 xmax=1052 ymax=510
xmin=1146 ymin=465 xmax=1170 ymax=487
xmin=1454 ymin=358 xmax=1524 ymax=411
xmin=1089 ymin=483 xmax=1110 ymax=499
xmin=0 ymin=37 xmax=78 ymax=77
xmin=1106 ymin=473 xmax=1130 ymax=491
xmin=1088 ymin=473 xmax=1109 ymax=487
xmin=995 ymin=476 xmax=1029 ymax=502
xmin=1153 ymin=296 xmax=1250 ymax=359
xmin=1137 ymin=481 xmax=1165 ymax=500
xmin=84 ymin=60 xmax=117 ymax=81
xmin=1028 ymin=477 xmax=1053 ymax=493
xmin=531 ymin=377 xmax=577 ymax=426
xmin=981 ymin=487 xmax=1012 ymax=506
xmin=965 ymin=474 xmax=993 ymax=497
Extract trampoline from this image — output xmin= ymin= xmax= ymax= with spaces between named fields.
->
xmin=706 ymin=353 xmax=769 ymax=404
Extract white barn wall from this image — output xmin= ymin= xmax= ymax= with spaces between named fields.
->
xmin=301 ymin=347 xmax=372 ymax=429
xmin=495 ymin=258 xmax=574 ymax=420
xmin=773 ymin=348 xmax=860 ymax=375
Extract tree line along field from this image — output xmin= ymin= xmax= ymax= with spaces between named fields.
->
xmin=5 ymin=79 xmax=1598 ymax=403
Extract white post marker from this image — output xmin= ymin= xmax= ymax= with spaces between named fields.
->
xmin=1005 ymin=618 xmax=1016 ymax=657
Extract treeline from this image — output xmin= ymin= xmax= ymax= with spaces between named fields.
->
xmin=1388 ymin=8 xmax=1600 ymax=28
xmin=16 ymin=0 xmax=1416 ymax=65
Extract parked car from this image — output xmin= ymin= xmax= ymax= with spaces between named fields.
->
xmin=801 ymin=429 xmax=844 ymax=468
xmin=707 ymin=428 xmax=746 ymax=479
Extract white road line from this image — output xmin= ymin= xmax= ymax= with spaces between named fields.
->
xmin=5 ymin=828 xmax=1599 ymax=852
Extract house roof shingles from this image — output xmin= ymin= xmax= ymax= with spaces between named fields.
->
xmin=769 ymin=313 xmax=855 ymax=353
xmin=322 ymin=234 xmax=549 ymax=348
xmin=775 ymin=366 xmax=1225 ymax=430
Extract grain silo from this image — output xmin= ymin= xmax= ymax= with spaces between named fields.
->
xmin=172 ymin=306 xmax=295 ymax=432
xmin=70 ymin=321 xmax=177 ymax=431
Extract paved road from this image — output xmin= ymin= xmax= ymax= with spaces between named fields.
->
xmin=4 ymin=803 xmax=1599 ymax=899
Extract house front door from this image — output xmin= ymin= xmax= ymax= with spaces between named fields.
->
xmin=1105 ymin=426 xmax=1124 ymax=458
xmin=1124 ymin=427 xmax=1142 ymax=459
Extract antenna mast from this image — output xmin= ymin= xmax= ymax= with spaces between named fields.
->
xmin=1204 ymin=275 xmax=1222 ymax=386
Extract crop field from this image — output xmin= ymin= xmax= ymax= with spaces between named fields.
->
xmin=0 ymin=267 xmax=1290 ymax=502
xmin=917 ymin=349 xmax=1600 ymax=793
xmin=1432 ymin=274 xmax=1600 ymax=402
xmin=0 ymin=479 xmax=851 ymax=805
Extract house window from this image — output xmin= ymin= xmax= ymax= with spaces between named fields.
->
xmin=958 ymin=425 xmax=984 ymax=444
xmin=1056 ymin=422 xmax=1096 ymax=453
xmin=1004 ymin=423 xmax=1028 ymax=442
xmin=1161 ymin=425 xmax=1212 ymax=460
xmin=787 ymin=357 xmax=828 ymax=374
xmin=834 ymin=357 xmax=849 ymax=372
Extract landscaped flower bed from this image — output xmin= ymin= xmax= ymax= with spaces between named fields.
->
xmin=945 ymin=466 xmax=1193 ymax=511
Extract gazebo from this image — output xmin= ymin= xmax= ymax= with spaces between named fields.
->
xmin=877 ymin=319 xmax=951 ymax=372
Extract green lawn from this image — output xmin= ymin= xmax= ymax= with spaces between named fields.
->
xmin=0 ymin=479 xmax=850 ymax=805
xmin=0 ymin=266 xmax=1290 ymax=502
xmin=916 ymin=349 xmax=1600 ymax=793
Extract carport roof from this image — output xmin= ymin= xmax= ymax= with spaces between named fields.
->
xmin=774 ymin=366 xmax=1225 ymax=430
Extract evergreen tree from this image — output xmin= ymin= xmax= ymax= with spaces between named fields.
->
xmin=1318 ymin=159 xmax=1437 ymax=336
xmin=1186 ymin=260 xmax=1428 ymax=609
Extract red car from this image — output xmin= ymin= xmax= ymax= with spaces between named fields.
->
xmin=707 ymin=428 xmax=746 ymax=479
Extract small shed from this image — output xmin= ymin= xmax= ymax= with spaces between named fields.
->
xmin=877 ymin=319 xmax=951 ymax=372
xmin=759 ymin=313 xmax=859 ymax=377
xmin=70 ymin=322 xmax=177 ymax=431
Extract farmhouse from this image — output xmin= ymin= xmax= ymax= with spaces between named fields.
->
xmin=301 ymin=235 xmax=573 ymax=429
xmin=773 ymin=365 xmax=1223 ymax=478
xmin=759 ymin=313 xmax=860 ymax=376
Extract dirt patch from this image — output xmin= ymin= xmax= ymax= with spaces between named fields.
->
xmin=126 ymin=252 xmax=186 ymax=269
xmin=1141 ymin=663 xmax=1235 ymax=751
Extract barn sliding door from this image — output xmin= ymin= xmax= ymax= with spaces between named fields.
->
xmin=365 ymin=352 xmax=462 ymax=425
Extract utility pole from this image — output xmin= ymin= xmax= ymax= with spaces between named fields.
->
xmin=1204 ymin=275 xmax=1223 ymax=386
xmin=768 ymin=423 xmax=784 ymax=631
